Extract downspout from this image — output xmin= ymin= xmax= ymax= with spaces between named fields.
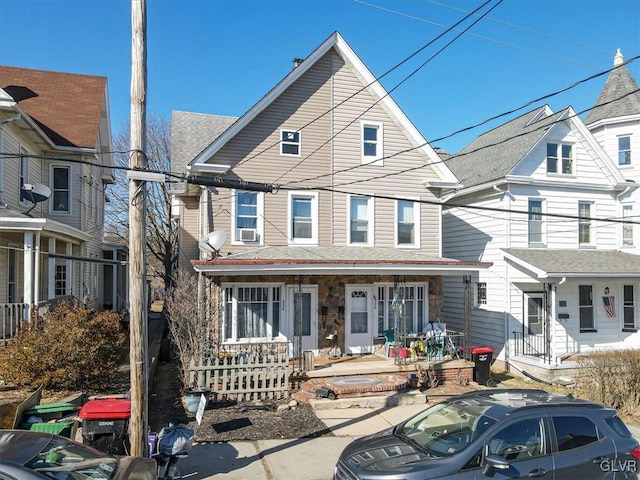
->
xmin=0 ymin=113 xmax=22 ymax=205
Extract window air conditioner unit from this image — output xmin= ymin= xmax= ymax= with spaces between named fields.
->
xmin=239 ymin=228 xmax=257 ymax=242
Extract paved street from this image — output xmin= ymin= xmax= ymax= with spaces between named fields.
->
xmin=174 ymin=403 xmax=427 ymax=480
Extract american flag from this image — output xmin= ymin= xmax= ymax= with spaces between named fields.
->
xmin=603 ymin=296 xmax=616 ymax=318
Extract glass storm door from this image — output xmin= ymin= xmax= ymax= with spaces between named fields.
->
xmin=287 ymin=286 xmax=317 ymax=354
xmin=345 ymin=286 xmax=374 ymax=354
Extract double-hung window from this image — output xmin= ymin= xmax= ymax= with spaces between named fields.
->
xmin=396 ymin=200 xmax=419 ymax=247
xmin=19 ymin=147 xmax=29 ymax=203
xmin=222 ymin=285 xmax=282 ymax=341
xmin=618 ymin=135 xmax=631 ymax=165
xmin=623 ymin=285 xmax=636 ymax=331
xmin=376 ymin=284 xmax=427 ymax=336
xmin=52 ymin=166 xmax=70 ymax=213
xmin=281 ymin=130 xmax=300 ymax=156
xmin=623 ymin=205 xmax=634 ymax=246
xmin=476 ymin=282 xmax=487 ymax=307
xmin=361 ymin=121 xmax=383 ymax=164
xmin=233 ymin=190 xmax=263 ymax=244
xmin=349 ymin=196 xmax=372 ymax=245
xmin=579 ymin=285 xmax=595 ymax=331
xmin=289 ymin=192 xmax=318 ymax=245
xmin=546 ymin=143 xmax=573 ymax=174
xmin=528 ymin=199 xmax=544 ymax=245
xmin=578 ymin=201 xmax=593 ymax=246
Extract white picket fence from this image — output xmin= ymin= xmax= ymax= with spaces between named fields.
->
xmin=188 ymin=352 xmax=293 ymax=402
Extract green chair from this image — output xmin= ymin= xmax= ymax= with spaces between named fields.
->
xmin=383 ymin=329 xmax=396 ymax=356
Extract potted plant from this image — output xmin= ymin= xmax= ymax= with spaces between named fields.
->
xmin=164 ymin=270 xmax=215 ymax=413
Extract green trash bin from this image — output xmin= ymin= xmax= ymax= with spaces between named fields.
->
xmin=25 ymin=402 xmax=77 ymax=422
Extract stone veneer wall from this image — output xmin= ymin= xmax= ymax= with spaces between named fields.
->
xmin=212 ymin=274 xmax=443 ymax=357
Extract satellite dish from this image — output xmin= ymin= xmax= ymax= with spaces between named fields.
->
xmin=198 ymin=231 xmax=226 ymax=256
xmin=21 ymin=183 xmax=52 ymax=216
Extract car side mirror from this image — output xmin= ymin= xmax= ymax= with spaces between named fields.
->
xmin=482 ymin=454 xmax=510 ymax=477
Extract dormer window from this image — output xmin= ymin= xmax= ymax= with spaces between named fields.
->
xmin=281 ymin=130 xmax=300 ymax=156
xmin=546 ymin=143 xmax=573 ymax=175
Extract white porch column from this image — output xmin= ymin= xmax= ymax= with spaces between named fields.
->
xmin=549 ymin=283 xmax=557 ymax=365
xmin=33 ymin=232 xmax=41 ymax=306
xmin=66 ymin=243 xmax=73 ymax=296
xmin=48 ymin=238 xmax=56 ymax=300
xmin=23 ymin=231 xmax=34 ymax=308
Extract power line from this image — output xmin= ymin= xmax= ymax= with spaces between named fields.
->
xmin=282 ymin=57 xmax=640 ymax=187
xmin=273 ymin=0 xmax=504 ymax=184
xmin=230 ymin=0 xmax=496 ymax=172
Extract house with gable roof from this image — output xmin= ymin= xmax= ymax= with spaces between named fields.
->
xmin=171 ymin=32 xmax=489 ymax=359
xmin=0 ymin=66 xmax=124 ymax=338
xmin=441 ymin=50 xmax=640 ymax=381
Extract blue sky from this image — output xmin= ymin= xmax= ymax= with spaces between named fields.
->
xmin=1 ymin=0 xmax=639 ymax=154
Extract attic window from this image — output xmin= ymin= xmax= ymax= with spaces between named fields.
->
xmin=618 ymin=135 xmax=631 ymax=165
xmin=546 ymin=143 xmax=573 ymax=175
xmin=281 ymin=130 xmax=300 ymax=156
xmin=361 ymin=121 xmax=383 ymax=164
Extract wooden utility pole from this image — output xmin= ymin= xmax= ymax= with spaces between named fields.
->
xmin=129 ymin=0 xmax=148 ymax=457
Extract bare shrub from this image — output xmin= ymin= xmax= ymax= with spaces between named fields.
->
xmin=0 ymin=301 xmax=125 ymax=390
xmin=575 ymin=349 xmax=640 ymax=418
xmin=164 ymin=270 xmax=216 ymax=390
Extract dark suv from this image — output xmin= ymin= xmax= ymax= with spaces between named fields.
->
xmin=334 ymin=389 xmax=640 ymax=479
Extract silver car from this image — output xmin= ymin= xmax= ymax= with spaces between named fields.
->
xmin=0 ymin=429 xmax=157 ymax=479
xmin=334 ymin=389 xmax=640 ymax=479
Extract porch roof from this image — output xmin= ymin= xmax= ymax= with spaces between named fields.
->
xmin=192 ymin=245 xmax=491 ymax=276
xmin=502 ymin=248 xmax=640 ymax=279
xmin=0 ymin=207 xmax=91 ymax=242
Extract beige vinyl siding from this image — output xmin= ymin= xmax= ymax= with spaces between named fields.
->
xmin=204 ymin=52 xmax=334 ymax=251
xmin=330 ymin=50 xmax=441 ymax=253
xmin=179 ymin=197 xmax=200 ymax=271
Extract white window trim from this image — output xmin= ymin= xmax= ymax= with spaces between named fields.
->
xmin=361 ymin=121 xmax=384 ymax=165
xmin=578 ymin=200 xmax=595 ymax=247
xmin=288 ymin=191 xmax=318 ymax=245
xmin=19 ymin=146 xmax=29 ymax=204
xmin=622 ymin=203 xmax=634 ymax=247
xmin=347 ymin=195 xmax=374 ymax=246
xmin=618 ymin=134 xmax=632 ymax=166
xmin=475 ymin=282 xmax=487 ymax=308
xmin=231 ymin=189 xmax=264 ymax=246
xmin=394 ymin=198 xmax=420 ymax=248
xmin=221 ymin=282 xmax=284 ymax=342
xmin=374 ymin=282 xmax=429 ymax=335
xmin=50 ymin=165 xmax=71 ymax=214
xmin=7 ymin=243 xmax=18 ymax=304
xmin=546 ymin=142 xmax=575 ymax=176
xmin=280 ymin=129 xmax=301 ymax=157
xmin=527 ymin=198 xmax=546 ymax=247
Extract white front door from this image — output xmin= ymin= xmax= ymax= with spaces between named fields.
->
xmin=287 ymin=286 xmax=318 ymax=354
xmin=345 ymin=286 xmax=374 ymax=354
xmin=526 ymin=294 xmax=544 ymax=336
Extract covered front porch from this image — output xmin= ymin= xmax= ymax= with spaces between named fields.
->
xmin=192 ymin=245 xmax=490 ymax=363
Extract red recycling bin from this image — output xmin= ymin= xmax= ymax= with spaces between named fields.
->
xmin=79 ymin=398 xmax=131 ymax=455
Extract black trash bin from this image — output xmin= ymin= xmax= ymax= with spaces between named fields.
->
xmin=472 ymin=346 xmax=494 ymax=386
xmin=79 ymin=398 xmax=131 ymax=455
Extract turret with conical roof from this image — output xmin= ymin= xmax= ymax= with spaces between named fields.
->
xmin=585 ymin=49 xmax=640 ymax=126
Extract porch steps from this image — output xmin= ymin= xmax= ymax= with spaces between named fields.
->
xmin=292 ymin=373 xmax=412 ymax=404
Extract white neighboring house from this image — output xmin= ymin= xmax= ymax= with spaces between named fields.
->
xmin=0 ymin=66 xmax=121 ymax=340
xmin=441 ymin=51 xmax=640 ymax=381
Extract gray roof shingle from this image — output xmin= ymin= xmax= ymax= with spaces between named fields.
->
xmin=445 ymin=106 xmax=562 ymax=189
xmin=171 ymin=111 xmax=237 ymax=173
xmin=585 ymin=60 xmax=640 ymax=126
xmin=502 ymin=248 xmax=640 ymax=277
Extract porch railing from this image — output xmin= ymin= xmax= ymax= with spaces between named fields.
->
xmin=0 ymin=296 xmax=76 ymax=345
xmin=0 ymin=303 xmax=29 ymax=345
xmin=512 ymin=331 xmax=550 ymax=364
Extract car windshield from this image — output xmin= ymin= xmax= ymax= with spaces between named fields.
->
xmin=24 ymin=436 xmax=119 ymax=480
xmin=398 ymin=401 xmax=497 ymax=457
